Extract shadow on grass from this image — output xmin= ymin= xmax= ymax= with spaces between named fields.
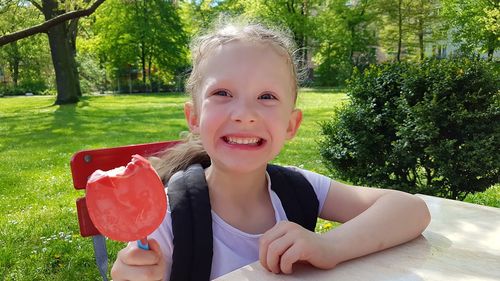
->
xmin=2 ymin=96 xmax=188 ymax=153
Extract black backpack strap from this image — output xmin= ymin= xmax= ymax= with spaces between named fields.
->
xmin=167 ymin=164 xmax=318 ymax=280
xmin=267 ymin=164 xmax=319 ymax=231
xmin=167 ymin=164 xmax=213 ymax=281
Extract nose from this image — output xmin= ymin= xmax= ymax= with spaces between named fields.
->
xmin=230 ymin=98 xmax=258 ymax=124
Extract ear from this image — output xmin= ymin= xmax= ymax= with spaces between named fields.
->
xmin=184 ymin=102 xmax=200 ymax=134
xmin=286 ymin=108 xmax=302 ymax=140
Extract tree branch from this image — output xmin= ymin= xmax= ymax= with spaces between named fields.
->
xmin=29 ymin=0 xmax=43 ymax=12
xmin=0 ymin=0 xmax=105 ymax=46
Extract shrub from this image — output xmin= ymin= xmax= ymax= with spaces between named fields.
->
xmin=0 ymin=79 xmax=47 ymax=96
xmin=314 ymin=54 xmax=352 ymax=87
xmin=319 ymin=58 xmax=499 ymax=200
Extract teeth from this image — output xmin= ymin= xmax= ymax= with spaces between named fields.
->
xmin=226 ymin=137 xmax=261 ymax=145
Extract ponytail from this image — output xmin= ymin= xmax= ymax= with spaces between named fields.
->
xmin=150 ymin=133 xmax=210 ymax=183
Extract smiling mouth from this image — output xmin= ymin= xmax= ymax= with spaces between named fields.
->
xmin=222 ymin=136 xmax=265 ymax=146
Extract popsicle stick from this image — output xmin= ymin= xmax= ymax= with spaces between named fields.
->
xmin=137 ymin=238 xmax=150 ymax=250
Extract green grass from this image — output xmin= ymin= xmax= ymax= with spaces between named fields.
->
xmin=0 ymin=90 xmax=498 ymax=280
xmin=0 ymin=94 xmax=189 ymax=280
xmin=464 ymin=184 xmax=500 ymax=208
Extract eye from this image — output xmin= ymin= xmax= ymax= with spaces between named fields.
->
xmin=259 ymin=92 xmax=278 ymax=100
xmin=212 ymin=90 xmax=232 ymax=97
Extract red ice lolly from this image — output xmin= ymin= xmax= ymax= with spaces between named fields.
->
xmin=86 ymin=154 xmax=167 ymax=250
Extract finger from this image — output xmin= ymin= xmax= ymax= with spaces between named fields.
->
xmin=266 ymin=233 xmax=294 ymax=274
xmin=280 ymin=243 xmax=302 ymax=274
xmin=121 ymin=242 xmax=161 ymax=266
xmin=147 ymin=238 xmax=163 ymax=259
xmin=112 ymin=263 xmax=164 ymax=281
xmin=259 ymin=222 xmax=289 ymax=271
xmin=147 ymin=238 xmax=167 ymax=273
xmin=111 ymin=247 xmax=128 ymax=281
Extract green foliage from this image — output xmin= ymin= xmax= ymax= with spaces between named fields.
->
xmin=319 ymin=58 xmax=500 ymax=200
xmin=3 ymin=0 xmax=496 ymax=93
xmin=441 ymin=0 xmax=499 ymax=59
xmin=464 ymin=184 xmax=500 ymax=208
xmin=0 ymin=3 xmax=52 ymax=93
xmin=237 ymin=0 xmax=320 ymax=74
xmin=179 ymin=0 xmax=245 ymax=36
xmin=83 ymin=0 xmax=189 ymax=92
xmin=0 ymin=79 xmax=48 ymax=96
xmin=312 ymin=0 xmax=377 ymax=86
xmin=76 ymin=52 xmax=108 ymax=94
xmin=375 ymin=0 xmax=445 ymax=61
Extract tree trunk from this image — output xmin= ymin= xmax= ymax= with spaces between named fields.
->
xmin=397 ymin=0 xmax=403 ymax=62
xmin=141 ymin=42 xmax=146 ymax=91
xmin=46 ymin=23 xmax=81 ymax=104
xmin=418 ymin=1 xmax=424 ymax=61
xmin=6 ymin=41 xmax=21 ymax=86
xmin=42 ymin=0 xmax=81 ymax=105
xmin=141 ymin=0 xmax=147 ymax=91
xmin=418 ymin=19 xmax=424 ymax=61
xmin=487 ymin=48 xmax=494 ymax=61
xmin=12 ymin=59 xmax=19 ymax=86
xmin=11 ymin=42 xmax=20 ymax=87
xmin=486 ymin=32 xmax=495 ymax=61
xmin=300 ymin=0 xmax=310 ymax=79
xmin=148 ymin=56 xmax=152 ymax=92
xmin=417 ymin=0 xmax=426 ymax=61
xmin=68 ymin=18 xmax=82 ymax=97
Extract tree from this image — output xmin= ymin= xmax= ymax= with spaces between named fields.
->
xmin=412 ymin=0 xmax=442 ymax=60
xmin=0 ymin=0 xmax=52 ymax=93
xmin=238 ymin=0 xmax=319 ymax=77
xmin=88 ymin=0 xmax=188 ymax=93
xmin=376 ymin=0 xmax=444 ymax=62
xmin=179 ymin=0 xmax=319 ymax=82
xmin=0 ymin=0 xmax=106 ymax=104
xmin=312 ymin=0 xmax=377 ymax=86
xmin=178 ymin=0 xmax=245 ymax=36
xmin=375 ymin=0 xmax=413 ymax=61
xmin=180 ymin=0 xmax=366 ymax=86
xmin=441 ymin=0 xmax=499 ymax=60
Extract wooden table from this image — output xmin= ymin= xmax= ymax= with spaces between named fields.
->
xmin=215 ymin=195 xmax=500 ymax=281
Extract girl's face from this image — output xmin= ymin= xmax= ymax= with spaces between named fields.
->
xmin=185 ymin=41 xmax=302 ymax=173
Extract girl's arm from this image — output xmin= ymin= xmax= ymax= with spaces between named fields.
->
xmin=318 ymin=180 xmax=431 ymax=267
xmin=259 ymin=181 xmax=431 ymax=274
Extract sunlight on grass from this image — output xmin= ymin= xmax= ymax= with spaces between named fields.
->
xmin=0 ymin=93 xmax=188 ymax=280
xmin=275 ymin=90 xmax=348 ymax=177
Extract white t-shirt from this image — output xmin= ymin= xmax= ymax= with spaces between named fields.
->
xmin=149 ymin=166 xmax=331 ymax=280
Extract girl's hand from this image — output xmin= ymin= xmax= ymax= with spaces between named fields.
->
xmin=111 ymin=238 xmax=166 ymax=281
xmin=259 ymin=221 xmax=337 ymax=274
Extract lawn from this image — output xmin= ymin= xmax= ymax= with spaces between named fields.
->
xmin=0 ymin=90 xmax=498 ymax=280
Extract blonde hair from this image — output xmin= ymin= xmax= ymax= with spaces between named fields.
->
xmin=153 ymin=18 xmax=302 ymax=182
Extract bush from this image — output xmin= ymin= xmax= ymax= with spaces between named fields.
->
xmin=314 ymin=55 xmax=352 ymax=87
xmin=0 ymin=79 xmax=47 ymax=96
xmin=319 ymin=58 xmax=499 ymax=200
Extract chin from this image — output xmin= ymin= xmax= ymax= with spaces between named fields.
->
xmin=212 ymin=159 xmax=268 ymax=174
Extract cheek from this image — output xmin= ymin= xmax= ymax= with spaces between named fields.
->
xmin=198 ymin=112 xmax=221 ymax=141
xmin=269 ymin=116 xmax=291 ymax=138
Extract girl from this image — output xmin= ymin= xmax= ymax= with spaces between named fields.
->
xmin=111 ymin=20 xmax=431 ymax=281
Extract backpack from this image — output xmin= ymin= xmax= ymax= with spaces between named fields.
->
xmin=167 ymin=163 xmax=319 ymax=281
